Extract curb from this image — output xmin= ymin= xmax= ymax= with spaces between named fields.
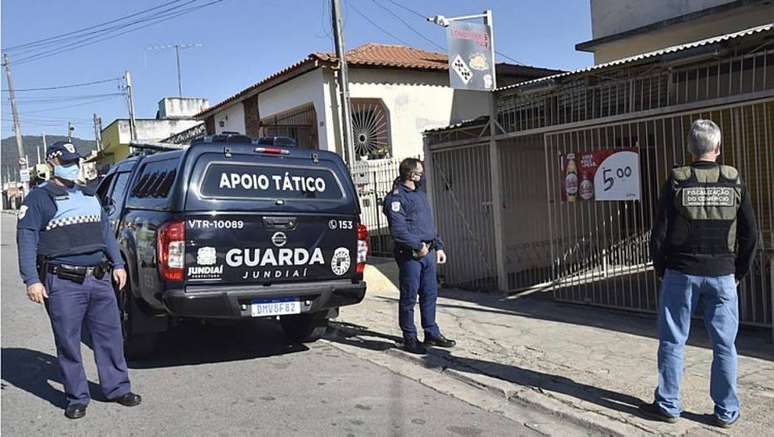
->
xmin=381 ymin=347 xmax=651 ymax=437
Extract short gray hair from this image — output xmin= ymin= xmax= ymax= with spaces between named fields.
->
xmin=687 ymin=119 xmax=721 ymax=156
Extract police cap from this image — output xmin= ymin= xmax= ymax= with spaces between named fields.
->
xmin=46 ymin=141 xmax=81 ymax=163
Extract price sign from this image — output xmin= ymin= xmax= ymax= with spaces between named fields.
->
xmin=19 ymin=168 xmax=30 ymax=183
xmin=594 ymin=151 xmax=640 ymax=201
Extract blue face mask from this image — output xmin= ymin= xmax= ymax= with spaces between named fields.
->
xmin=54 ymin=163 xmax=80 ymax=181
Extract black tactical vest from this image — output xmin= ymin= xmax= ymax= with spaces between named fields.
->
xmin=668 ymin=164 xmax=742 ymax=255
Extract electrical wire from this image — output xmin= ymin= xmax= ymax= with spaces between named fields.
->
xmin=347 ymin=1 xmax=413 ymax=47
xmin=7 ymin=95 xmax=123 ymax=114
xmin=369 ymin=0 xmax=445 ymax=51
xmin=13 ymin=1 xmax=219 ymax=65
xmin=1 ymin=77 xmax=121 ymax=92
xmin=10 ymin=1 xmax=224 ymax=66
xmin=379 ymin=0 xmax=525 ymax=65
xmin=2 ymin=0 xmax=188 ymax=52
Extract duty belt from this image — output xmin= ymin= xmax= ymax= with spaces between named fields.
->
xmin=47 ymin=262 xmax=109 ymax=283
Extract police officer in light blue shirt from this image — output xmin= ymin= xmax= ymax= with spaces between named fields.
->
xmin=383 ymin=158 xmax=456 ymax=355
xmin=16 ymin=141 xmax=142 ymax=419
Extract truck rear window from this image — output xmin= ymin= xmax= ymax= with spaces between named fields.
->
xmin=199 ymin=163 xmax=344 ymax=200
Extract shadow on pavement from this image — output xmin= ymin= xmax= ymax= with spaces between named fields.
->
xmin=374 ymin=291 xmax=774 ymax=361
xmin=324 ymin=322 xmax=660 ymax=421
xmin=127 ymin=319 xmax=309 ymax=369
xmin=1 ymin=347 xmax=103 ymax=408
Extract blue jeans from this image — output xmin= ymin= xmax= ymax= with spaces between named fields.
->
xmin=45 ymin=273 xmax=131 ymax=407
xmin=655 ymin=269 xmax=739 ymax=422
xmin=397 ymin=249 xmax=441 ymax=340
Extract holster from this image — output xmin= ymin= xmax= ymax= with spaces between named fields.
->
xmin=36 ymin=256 xmax=49 ymax=284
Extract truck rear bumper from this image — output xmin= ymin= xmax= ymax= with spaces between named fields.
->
xmin=163 ymin=280 xmax=366 ymax=318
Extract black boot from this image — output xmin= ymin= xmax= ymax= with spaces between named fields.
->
xmin=403 ymin=337 xmax=428 ymax=355
xmin=424 ymin=333 xmax=456 ymax=348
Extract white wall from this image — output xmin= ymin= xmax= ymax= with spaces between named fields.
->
xmin=590 ymin=0 xmax=735 ymax=39
xmin=348 ymin=68 xmax=489 ymax=159
xmin=135 ymin=119 xmax=202 ymax=141
xmin=258 ymin=69 xmax=329 ymax=150
xmin=214 ymin=103 xmax=246 ymax=134
xmin=158 ymin=97 xmax=209 ymax=119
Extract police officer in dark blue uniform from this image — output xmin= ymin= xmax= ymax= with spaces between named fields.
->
xmin=383 ymin=158 xmax=456 ymax=354
xmin=17 ymin=142 xmax=141 ymax=419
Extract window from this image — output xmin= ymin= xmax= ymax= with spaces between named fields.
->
xmin=129 ymin=159 xmax=179 ymax=200
xmin=96 ymin=173 xmax=115 ymax=205
xmin=109 ymin=172 xmax=131 ymax=208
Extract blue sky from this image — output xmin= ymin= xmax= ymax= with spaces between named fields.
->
xmin=1 ymin=0 xmax=592 ymax=140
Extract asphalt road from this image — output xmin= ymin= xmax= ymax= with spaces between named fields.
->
xmin=0 ymin=214 xmax=537 ymax=436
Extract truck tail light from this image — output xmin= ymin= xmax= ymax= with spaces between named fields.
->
xmin=356 ymin=224 xmax=368 ymax=273
xmin=157 ymin=219 xmax=185 ymax=281
xmin=254 ymin=147 xmax=290 ymax=155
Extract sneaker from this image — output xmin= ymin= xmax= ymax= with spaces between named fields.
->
xmin=639 ymin=402 xmax=678 ymax=423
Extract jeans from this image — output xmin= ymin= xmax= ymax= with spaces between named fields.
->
xmin=655 ymin=269 xmax=739 ymax=422
xmin=397 ymin=249 xmax=441 ymax=340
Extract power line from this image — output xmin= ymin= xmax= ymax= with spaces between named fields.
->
xmin=11 ymin=1 xmax=224 ymax=66
xmin=347 ymin=1 xmax=413 ymax=47
xmin=10 ymin=93 xmax=126 ymax=104
xmin=7 ymin=95 xmax=123 ymax=114
xmin=369 ymin=0 xmax=445 ymax=51
xmin=13 ymin=1 xmax=216 ymax=64
xmin=2 ymin=0 xmax=188 ymax=52
xmin=1 ymin=77 xmax=121 ymax=92
xmin=379 ymin=0 xmax=524 ymax=65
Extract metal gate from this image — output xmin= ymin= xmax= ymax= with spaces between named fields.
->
xmin=430 ymin=144 xmax=498 ymax=289
xmin=546 ymin=100 xmax=773 ymax=327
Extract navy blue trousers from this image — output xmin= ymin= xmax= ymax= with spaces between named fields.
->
xmin=397 ymin=249 xmax=441 ymax=340
xmin=45 ymin=272 xmax=131 ymax=406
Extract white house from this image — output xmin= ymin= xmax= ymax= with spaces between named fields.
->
xmin=195 ymin=43 xmax=561 ymax=160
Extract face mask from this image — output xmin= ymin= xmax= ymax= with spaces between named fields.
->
xmin=54 ymin=163 xmax=80 ymax=181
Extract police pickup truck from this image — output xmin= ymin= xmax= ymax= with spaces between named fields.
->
xmin=96 ymin=135 xmax=368 ymax=358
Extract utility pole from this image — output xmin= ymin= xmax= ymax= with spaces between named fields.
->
xmin=331 ymin=0 xmax=356 ymax=166
xmin=123 ymin=70 xmax=137 ymax=142
xmin=93 ymin=113 xmax=103 ymax=151
xmin=3 ymin=53 xmax=29 ymax=196
xmin=67 ymin=121 xmax=74 ymax=142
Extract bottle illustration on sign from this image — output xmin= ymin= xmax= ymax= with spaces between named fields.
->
xmin=579 ymin=171 xmax=594 ymax=200
xmin=565 ymin=154 xmax=578 ymax=202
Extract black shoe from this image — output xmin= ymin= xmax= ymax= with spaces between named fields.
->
xmin=424 ymin=334 xmax=456 ymax=348
xmin=111 ymin=392 xmax=142 ymax=407
xmin=712 ymin=414 xmax=739 ymax=428
xmin=639 ymin=402 xmax=678 ymax=423
xmin=403 ymin=338 xmax=428 ymax=355
xmin=64 ymin=404 xmax=87 ymax=420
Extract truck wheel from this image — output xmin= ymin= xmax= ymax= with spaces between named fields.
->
xmin=280 ymin=311 xmax=329 ymax=343
xmin=118 ymin=287 xmax=157 ymax=360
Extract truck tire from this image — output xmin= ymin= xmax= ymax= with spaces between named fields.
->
xmin=280 ymin=311 xmax=329 ymax=343
xmin=118 ymin=286 xmax=158 ymax=360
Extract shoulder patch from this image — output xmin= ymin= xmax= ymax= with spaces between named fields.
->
xmin=17 ymin=205 xmax=28 ymax=220
xmin=391 ymin=201 xmax=401 ymax=212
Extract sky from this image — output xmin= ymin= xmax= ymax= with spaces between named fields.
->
xmin=1 ymin=0 xmax=593 ymax=141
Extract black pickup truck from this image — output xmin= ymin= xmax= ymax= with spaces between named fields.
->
xmin=96 ymin=135 xmax=368 ymax=358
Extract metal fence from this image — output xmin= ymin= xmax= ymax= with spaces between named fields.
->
xmin=351 ymin=157 xmax=413 ymax=257
xmin=545 ymin=102 xmax=773 ymax=328
xmin=425 ymin=34 xmax=774 ymax=330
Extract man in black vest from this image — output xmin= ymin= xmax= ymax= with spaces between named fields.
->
xmin=16 ymin=142 xmax=141 ymax=419
xmin=643 ymin=120 xmax=758 ymax=428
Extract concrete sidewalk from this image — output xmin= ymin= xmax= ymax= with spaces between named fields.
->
xmin=330 ymin=258 xmax=774 ymax=436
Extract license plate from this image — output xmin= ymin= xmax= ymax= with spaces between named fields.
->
xmin=250 ymin=298 xmax=300 ymax=317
